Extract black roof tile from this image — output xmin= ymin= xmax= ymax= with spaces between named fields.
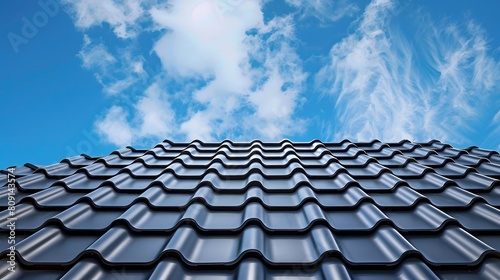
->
xmin=0 ymin=259 xmax=67 ymax=279
xmin=475 ymin=162 xmax=500 ymax=179
xmin=35 ymin=162 xmax=79 ymax=177
xmin=399 ymin=148 xmax=436 ymax=159
xmin=389 ymin=162 xmax=430 ymax=177
xmin=61 ymin=155 xmax=96 ymax=168
xmin=111 ymin=147 xmax=146 ymax=159
xmin=467 ymin=147 xmax=499 ymax=158
xmin=404 ymin=226 xmax=495 ymax=265
xmin=414 ymin=154 xmax=450 ymax=167
xmin=26 ymin=186 xmax=89 ymax=208
xmin=0 ymin=188 xmax=33 ymax=210
xmin=419 ymin=186 xmax=482 ymax=208
xmin=135 ymin=185 xmax=369 ymax=209
xmin=432 ymin=162 xmax=474 ymax=177
xmin=417 ymin=140 xmax=451 ymax=150
xmin=96 ymin=154 xmax=135 ymax=167
xmin=437 ymin=147 xmax=468 ymax=158
xmin=356 ymin=172 xmax=405 ymax=191
xmin=436 ymin=258 xmax=500 ymax=280
xmin=81 ymin=163 xmax=123 ymax=178
xmin=480 ymin=187 xmax=500 ymax=207
xmin=364 ymin=147 xmax=401 ymax=158
xmin=375 ymin=154 xmax=413 ymax=167
xmin=104 ymin=172 xmax=154 ymax=191
xmin=155 ymin=171 xmax=357 ymax=192
xmin=0 ymin=203 xmax=61 ymax=231
xmin=2 ymin=140 xmax=500 ymax=278
xmin=7 ymin=224 xmax=423 ymax=265
xmin=383 ymin=202 xmax=453 ymax=231
xmin=452 ymin=172 xmax=499 ymax=191
xmin=475 ymin=234 xmax=500 ymax=252
xmin=453 ymin=153 xmax=488 ymax=167
xmin=324 ymin=141 xmax=354 ymax=151
xmin=367 ymin=186 xmax=424 ymax=208
xmin=117 ymin=201 xmax=388 ymax=232
xmin=489 ymin=154 xmax=500 ymax=165
xmin=445 ymin=203 xmax=500 ymax=231
xmin=1 ymin=164 xmax=37 ymax=177
xmin=344 ymin=162 xmax=388 ymax=178
xmin=330 ymin=146 xmax=364 ymax=158
xmin=57 ymin=173 xmax=105 ymax=191
xmin=15 ymin=173 xmax=58 ymax=191
xmin=123 ymin=162 xmax=165 ymax=177
xmin=403 ymin=172 xmax=452 ymax=190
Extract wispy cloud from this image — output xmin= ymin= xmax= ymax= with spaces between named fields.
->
xmin=317 ymin=0 xmax=499 ymax=144
xmin=284 ymin=0 xmax=358 ymax=22
xmin=424 ymin=18 xmax=499 ymax=117
xmin=61 ymin=0 xmax=149 ymax=38
xmin=78 ymin=35 xmax=146 ymax=95
xmin=79 ymin=35 xmax=116 ymax=70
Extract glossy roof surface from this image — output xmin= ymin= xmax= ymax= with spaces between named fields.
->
xmin=1 ymin=139 xmax=500 ymax=279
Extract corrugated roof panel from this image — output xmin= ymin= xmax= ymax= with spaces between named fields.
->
xmin=61 ymin=155 xmax=97 ymax=168
xmin=35 ymin=162 xmax=79 ymax=177
xmin=480 ymin=187 xmax=500 ymax=206
xmin=58 ymin=173 xmax=105 ymax=190
xmin=1 ymin=140 xmax=500 ymax=278
xmin=15 ymin=173 xmax=58 ymax=191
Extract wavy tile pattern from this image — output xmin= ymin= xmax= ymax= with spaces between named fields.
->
xmin=1 ymin=139 xmax=500 ymax=279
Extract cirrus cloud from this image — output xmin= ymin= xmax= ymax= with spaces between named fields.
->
xmin=317 ymin=0 xmax=500 ymax=144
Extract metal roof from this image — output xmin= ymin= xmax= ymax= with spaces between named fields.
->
xmin=1 ymin=139 xmax=500 ymax=279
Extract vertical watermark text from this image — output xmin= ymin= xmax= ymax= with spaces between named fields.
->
xmin=6 ymin=167 xmax=17 ymax=273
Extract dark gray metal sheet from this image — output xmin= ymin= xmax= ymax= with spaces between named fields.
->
xmin=1 ymin=140 xmax=500 ymax=279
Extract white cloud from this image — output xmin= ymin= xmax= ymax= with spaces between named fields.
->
xmin=68 ymin=0 xmax=309 ymax=144
xmin=136 ymin=83 xmax=176 ymax=138
xmin=317 ymin=0 xmax=499 ymax=144
xmin=284 ymin=0 xmax=357 ymax=22
xmin=65 ymin=0 xmax=310 ymax=145
xmin=249 ymin=71 xmax=303 ymax=139
xmin=96 ymin=106 xmax=133 ymax=147
xmin=78 ymin=36 xmax=146 ymax=95
xmin=61 ymin=0 xmax=149 ymax=38
xmin=132 ymin=61 xmax=145 ymax=74
xmin=78 ymin=35 xmax=116 ymax=72
xmin=246 ymin=15 xmax=307 ymax=139
xmin=150 ymin=0 xmax=307 ymax=141
xmin=101 ymin=76 xmax=139 ymax=96
xmin=96 ymin=83 xmax=176 ymax=145
xmin=180 ymin=111 xmax=214 ymax=141
xmin=151 ymin=0 xmax=261 ymax=80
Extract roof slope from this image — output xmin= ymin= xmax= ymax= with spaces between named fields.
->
xmin=1 ymin=139 xmax=500 ymax=279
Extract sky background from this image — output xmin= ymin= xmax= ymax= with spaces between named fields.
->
xmin=1 ymin=0 xmax=499 ymax=168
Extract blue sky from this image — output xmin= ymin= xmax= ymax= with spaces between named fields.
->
xmin=1 ymin=0 xmax=499 ymax=168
